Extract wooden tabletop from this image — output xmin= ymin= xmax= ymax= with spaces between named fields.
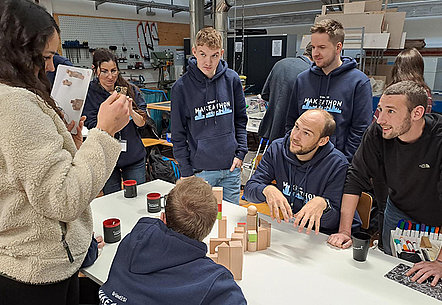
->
xmin=142 ymin=138 xmax=173 ymax=147
xmin=146 ymin=101 xmax=171 ymax=111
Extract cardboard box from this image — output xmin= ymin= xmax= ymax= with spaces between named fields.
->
xmin=315 ymin=12 xmax=384 ymax=34
xmin=384 ymin=12 xmax=406 ymax=49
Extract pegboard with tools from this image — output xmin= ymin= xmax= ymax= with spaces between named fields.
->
xmin=57 ymin=15 xmax=161 ymax=69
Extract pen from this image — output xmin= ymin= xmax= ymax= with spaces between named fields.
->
xmin=394 ymin=239 xmax=402 ymax=255
xmin=395 ymin=219 xmax=404 ymax=236
xmin=426 ymin=226 xmax=430 ymax=236
xmin=416 ymin=223 xmax=420 ymax=238
xmin=403 ymin=222 xmax=409 ymax=237
xmin=407 ymin=221 xmax=412 ymax=237
xmin=421 ymin=224 xmax=426 ymax=238
xmin=406 ymin=240 xmax=415 ymax=252
xmin=430 ymin=226 xmax=436 ymax=240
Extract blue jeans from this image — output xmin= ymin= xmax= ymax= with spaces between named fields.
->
xmin=382 ymin=197 xmax=416 ymax=255
xmin=103 ymin=157 xmax=146 ymax=195
xmin=196 ymin=168 xmax=241 ymax=205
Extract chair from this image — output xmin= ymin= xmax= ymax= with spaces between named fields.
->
xmin=357 ymin=192 xmax=373 ymax=230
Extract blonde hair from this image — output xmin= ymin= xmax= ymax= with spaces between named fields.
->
xmin=165 ymin=177 xmax=217 ymax=241
xmin=194 ymin=26 xmax=222 ymax=49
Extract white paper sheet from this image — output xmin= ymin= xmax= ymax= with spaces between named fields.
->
xmin=51 ymin=64 xmax=92 ymax=134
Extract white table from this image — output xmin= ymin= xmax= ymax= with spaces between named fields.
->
xmin=83 ymin=180 xmax=440 ymax=304
xmin=81 ymin=179 xmax=174 ymax=284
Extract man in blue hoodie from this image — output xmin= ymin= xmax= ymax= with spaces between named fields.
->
xmin=245 ymin=109 xmax=360 ymax=234
xmin=171 ymin=27 xmax=248 ymax=205
xmin=286 ymin=19 xmax=372 ymax=162
xmin=99 ymin=177 xmax=247 ymax=305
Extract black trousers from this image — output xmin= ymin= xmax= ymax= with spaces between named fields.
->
xmin=0 ymin=271 xmax=79 ymax=305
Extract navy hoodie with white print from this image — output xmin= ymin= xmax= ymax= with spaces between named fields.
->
xmin=286 ymin=57 xmax=372 ymax=161
xmin=99 ymin=218 xmax=247 ymax=305
xmin=244 ymin=132 xmax=361 ymax=233
xmin=171 ymin=57 xmax=248 ymax=177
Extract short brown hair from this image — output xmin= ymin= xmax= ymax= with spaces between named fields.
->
xmin=310 ymin=19 xmax=345 ymax=45
xmin=383 ymin=81 xmax=428 ymax=112
xmin=165 ymin=177 xmax=217 ymax=241
xmin=194 ymin=26 xmax=222 ymax=49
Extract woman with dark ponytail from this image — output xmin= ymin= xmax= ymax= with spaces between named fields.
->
xmin=0 ymin=1 xmax=130 ymax=303
xmin=83 ymin=48 xmax=149 ymax=195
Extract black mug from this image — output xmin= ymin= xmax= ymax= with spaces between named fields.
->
xmin=123 ymin=180 xmax=137 ymax=198
xmin=147 ymin=192 xmax=167 ymax=213
xmin=352 ymin=231 xmax=371 ymax=262
xmin=103 ymin=218 xmax=121 ymax=243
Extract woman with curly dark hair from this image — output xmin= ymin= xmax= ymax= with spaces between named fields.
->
xmin=0 ymin=1 xmax=130 ymax=303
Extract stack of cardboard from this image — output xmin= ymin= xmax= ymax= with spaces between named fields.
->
xmin=301 ymin=0 xmax=406 ymax=50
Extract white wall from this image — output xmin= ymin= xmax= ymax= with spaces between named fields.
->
xmin=403 ymin=17 xmax=442 ymax=48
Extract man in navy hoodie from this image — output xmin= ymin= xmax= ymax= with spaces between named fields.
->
xmin=171 ymin=27 xmax=248 ymax=205
xmin=286 ymin=19 xmax=372 ymax=162
xmin=245 ymin=109 xmax=360 ymax=234
xmin=99 ymin=177 xmax=247 ymax=304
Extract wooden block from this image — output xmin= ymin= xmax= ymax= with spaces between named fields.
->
xmin=248 ymin=241 xmax=257 ymax=252
xmin=231 ymin=232 xmax=246 ymax=252
xmin=248 ymin=229 xmax=257 ymax=251
xmin=209 ymin=238 xmax=230 ymax=254
xmin=229 ymin=240 xmax=243 ymax=280
xmin=218 ymin=216 xmax=227 ymax=238
xmin=257 ymin=227 xmax=268 ymax=251
xmin=207 ymin=252 xmax=218 ymax=263
xmin=231 ymin=233 xmax=243 ymax=245
xmin=212 ymin=187 xmax=223 ymax=205
xmin=260 ymin=219 xmax=272 ymax=247
xmin=234 ymin=227 xmax=245 ymax=233
xmin=247 ymin=214 xmax=257 ymax=231
xmin=217 ymin=242 xmax=230 ymax=269
xmin=237 ymin=222 xmax=246 ymax=228
xmin=421 ymin=236 xmax=432 ymax=248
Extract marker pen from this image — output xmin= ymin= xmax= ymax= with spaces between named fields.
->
xmin=403 ymin=222 xmax=409 ymax=237
xmin=407 ymin=221 xmax=413 ymax=237
xmin=395 ymin=219 xmax=404 ymax=236
xmin=421 ymin=224 xmax=426 ymax=238
xmin=422 ymin=248 xmax=430 ymax=261
xmin=415 ymin=223 xmax=420 ymax=238
xmin=430 ymin=226 xmax=436 ymax=240
xmin=426 ymin=226 xmax=430 ymax=236
xmin=394 ymin=239 xmax=402 ymax=255
xmin=403 ymin=243 xmax=409 ymax=252
xmin=406 ymin=240 xmax=415 ymax=252
xmin=413 ymin=241 xmax=425 ymax=261
xmin=436 ymin=226 xmax=441 ymax=240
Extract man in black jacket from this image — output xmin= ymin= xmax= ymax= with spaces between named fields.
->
xmin=328 ymin=81 xmax=442 ymax=286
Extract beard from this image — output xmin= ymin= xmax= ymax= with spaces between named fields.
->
xmin=290 ymin=141 xmax=318 ymax=155
xmin=380 ymin=115 xmax=412 ymax=139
